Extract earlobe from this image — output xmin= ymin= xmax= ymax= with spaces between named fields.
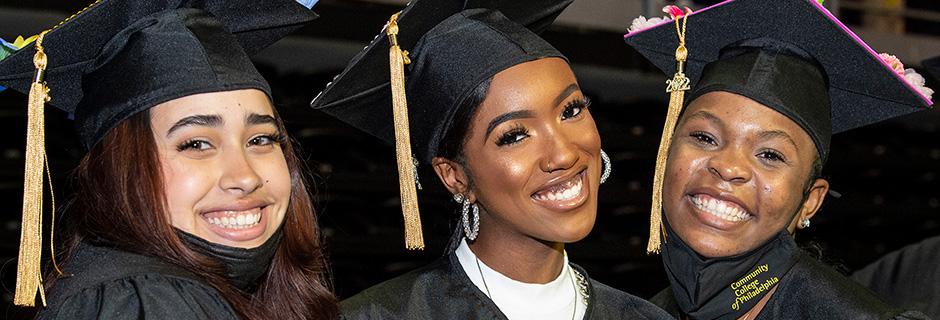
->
xmin=431 ymin=157 xmax=470 ymax=196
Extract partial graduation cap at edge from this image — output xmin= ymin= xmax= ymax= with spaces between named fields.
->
xmin=310 ymin=0 xmax=573 ymax=250
xmin=0 ymin=0 xmax=317 ymax=307
xmin=623 ymin=0 xmax=934 ymax=254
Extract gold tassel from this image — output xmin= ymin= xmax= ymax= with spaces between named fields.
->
xmin=648 ymin=12 xmax=691 ymax=254
xmin=15 ymin=30 xmax=51 ymax=307
xmin=386 ymin=13 xmax=424 ymax=250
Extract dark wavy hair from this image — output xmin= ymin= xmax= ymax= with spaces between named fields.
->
xmin=50 ymin=108 xmax=339 ymax=319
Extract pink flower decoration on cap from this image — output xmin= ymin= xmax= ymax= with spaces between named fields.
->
xmin=663 ymin=5 xmax=692 ymax=18
xmin=879 ymin=53 xmax=905 ymax=76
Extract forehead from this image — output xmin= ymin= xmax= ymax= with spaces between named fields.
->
xmin=473 ymin=58 xmax=576 ymax=117
xmin=682 ymin=91 xmax=815 ymax=146
xmin=150 ymin=89 xmax=274 ymax=121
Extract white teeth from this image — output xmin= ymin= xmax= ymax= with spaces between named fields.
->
xmin=534 ymin=175 xmax=583 ymax=202
xmin=206 ymin=210 xmax=263 ymax=229
xmin=692 ymin=195 xmax=751 ymax=222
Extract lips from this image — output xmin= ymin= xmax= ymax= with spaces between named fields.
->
xmin=531 ymin=170 xmax=588 ymax=211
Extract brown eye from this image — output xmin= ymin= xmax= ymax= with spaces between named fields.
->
xmin=177 ymin=139 xmax=212 ymax=152
xmin=496 ymin=126 xmax=529 ymax=146
xmin=561 ymin=97 xmax=591 ymax=120
xmin=690 ymin=131 xmax=717 ymax=146
xmin=756 ymin=149 xmax=787 ymax=163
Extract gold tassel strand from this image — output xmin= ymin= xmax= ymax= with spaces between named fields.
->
xmin=15 ymin=30 xmax=51 ymax=307
xmin=648 ymin=12 xmax=691 ymax=254
xmin=386 ymin=13 xmax=424 ymax=250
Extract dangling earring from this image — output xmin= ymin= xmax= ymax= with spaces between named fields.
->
xmin=800 ymin=218 xmax=811 ymax=229
xmin=600 ymin=149 xmax=612 ymax=184
xmin=455 ymin=193 xmax=480 ymax=241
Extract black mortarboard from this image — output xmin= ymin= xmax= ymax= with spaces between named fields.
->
xmin=0 ymin=0 xmax=315 ymax=307
xmin=0 ymin=0 xmax=316 ymax=149
xmin=309 ymin=0 xmax=573 ymax=250
xmin=622 ymin=0 xmax=934 ymax=253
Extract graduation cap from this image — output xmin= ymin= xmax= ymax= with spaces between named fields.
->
xmin=310 ymin=0 xmax=573 ymax=250
xmin=623 ymin=0 xmax=934 ymax=254
xmin=0 ymin=0 xmax=316 ymax=307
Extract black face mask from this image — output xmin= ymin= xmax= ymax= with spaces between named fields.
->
xmin=661 ymin=218 xmax=800 ymax=320
xmin=177 ymin=229 xmax=283 ymax=293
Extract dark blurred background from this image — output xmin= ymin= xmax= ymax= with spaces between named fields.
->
xmin=0 ymin=0 xmax=938 ymax=318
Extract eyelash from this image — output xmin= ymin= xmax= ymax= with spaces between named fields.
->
xmin=756 ymin=149 xmax=787 ymax=163
xmin=562 ymin=97 xmax=591 ymax=120
xmin=249 ymin=132 xmax=287 ymax=146
xmin=690 ymin=131 xmax=717 ymax=146
xmin=175 ymin=132 xmax=286 ymax=152
xmin=495 ymin=124 xmax=529 ymax=146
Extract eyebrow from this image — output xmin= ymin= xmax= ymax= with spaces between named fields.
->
xmin=553 ymin=83 xmax=581 ymax=108
xmin=757 ymin=130 xmax=799 ymax=151
xmin=682 ymin=110 xmax=724 ymax=127
xmin=166 ymin=114 xmax=223 ymax=137
xmin=247 ymin=113 xmax=277 ymax=126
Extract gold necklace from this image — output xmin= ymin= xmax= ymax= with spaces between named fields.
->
xmin=475 ymin=257 xmax=589 ymax=320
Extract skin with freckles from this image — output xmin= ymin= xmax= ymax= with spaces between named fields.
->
xmin=432 ymin=58 xmax=602 ymax=283
xmin=149 ymin=89 xmax=291 ymax=249
xmin=663 ymin=91 xmax=829 ymax=259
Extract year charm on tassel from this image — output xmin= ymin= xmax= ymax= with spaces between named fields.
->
xmin=647 ymin=6 xmax=692 ymax=254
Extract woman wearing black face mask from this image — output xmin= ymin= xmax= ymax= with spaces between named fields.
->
xmin=0 ymin=1 xmax=338 ymax=318
xmin=624 ymin=0 xmax=934 ymax=319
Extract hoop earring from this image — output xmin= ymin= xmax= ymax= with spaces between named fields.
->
xmin=600 ymin=149 xmax=612 ymax=184
xmin=461 ymin=197 xmax=480 ymax=241
xmin=800 ymin=218 xmax=811 ymax=229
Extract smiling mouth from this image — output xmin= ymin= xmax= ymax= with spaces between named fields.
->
xmin=531 ymin=170 xmax=588 ymax=210
xmin=690 ymin=194 xmax=753 ymax=222
xmin=203 ymin=208 xmax=264 ymax=230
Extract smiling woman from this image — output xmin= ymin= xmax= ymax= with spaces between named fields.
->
xmin=310 ymin=0 xmax=670 ymax=319
xmin=624 ymin=0 xmax=933 ymax=319
xmin=0 ymin=1 xmax=338 ymax=319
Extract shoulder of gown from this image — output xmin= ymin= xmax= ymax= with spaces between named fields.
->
xmin=851 ymin=235 xmax=940 ymax=319
xmin=340 ymin=253 xmax=505 ymax=320
xmin=581 ymin=270 xmax=673 ymax=320
xmin=758 ymin=252 xmax=931 ymax=320
xmin=38 ymin=242 xmax=237 ymax=320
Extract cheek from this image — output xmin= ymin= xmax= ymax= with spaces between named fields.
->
xmin=160 ymin=156 xmax=216 ymax=227
xmin=259 ymin=153 xmax=292 ymax=201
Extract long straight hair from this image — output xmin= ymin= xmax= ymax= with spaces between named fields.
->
xmin=53 ymin=109 xmax=338 ymax=319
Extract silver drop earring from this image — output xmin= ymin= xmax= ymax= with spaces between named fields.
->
xmin=600 ymin=149 xmax=612 ymax=184
xmin=456 ymin=194 xmax=480 ymax=241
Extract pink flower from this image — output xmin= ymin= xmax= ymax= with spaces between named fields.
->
xmin=879 ymin=53 xmax=905 ymax=76
xmin=663 ymin=5 xmax=687 ymax=18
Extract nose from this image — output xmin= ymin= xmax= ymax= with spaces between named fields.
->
xmin=706 ymin=147 xmax=752 ymax=184
xmin=219 ymin=149 xmax=264 ymax=195
xmin=539 ymin=129 xmax=579 ymax=173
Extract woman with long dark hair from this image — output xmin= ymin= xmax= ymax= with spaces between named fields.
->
xmin=311 ymin=0 xmax=671 ymax=319
xmin=624 ymin=0 xmax=933 ymax=318
xmin=0 ymin=1 xmax=338 ymax=318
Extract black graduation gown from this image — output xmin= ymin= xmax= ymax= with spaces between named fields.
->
xmin=650 ymin=251 xmax=931 ymax=320
xmin=341 ymin=252 xmax=673 ymax=319
xmin=851 ymin=236 xmax=940 ymax=319
xmin=37 ymin=242 xmax=237 ymax=319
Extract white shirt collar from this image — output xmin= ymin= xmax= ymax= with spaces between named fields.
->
xmin=455 ymin=238 xmax=586 ymax=320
